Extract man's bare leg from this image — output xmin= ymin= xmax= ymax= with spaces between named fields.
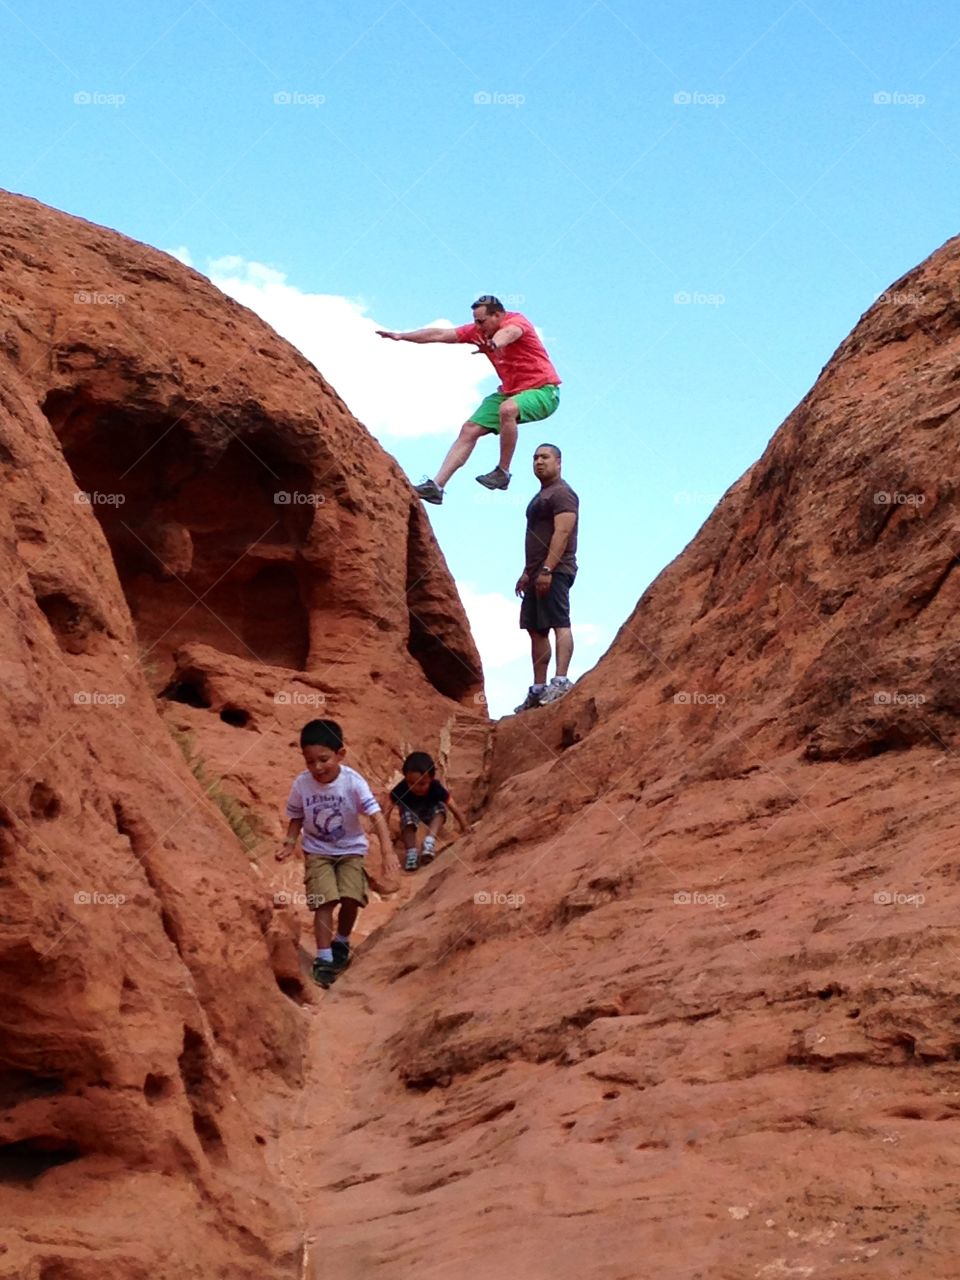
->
xmin=531 ymin=630 xmax=551 ymax=685
xmin=554 ymin=627 xmax=574 ymax=678
xmin=497 ymin=398 xmax=519 ymax=473
xmin=435 ymin=422 xmax=489 ymax=488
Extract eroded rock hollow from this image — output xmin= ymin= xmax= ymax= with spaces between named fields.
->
xmin=0 ymin=189 xmax=482 ymax=1279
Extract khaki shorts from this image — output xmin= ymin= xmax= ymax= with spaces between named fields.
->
xmin=304 ymin=855 xmax=368 ymax=907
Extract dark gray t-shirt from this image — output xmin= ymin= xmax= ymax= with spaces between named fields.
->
xmin=525 ymin=479 xmax=579 ymax=578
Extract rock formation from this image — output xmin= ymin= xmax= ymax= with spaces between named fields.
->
xmin=284 ymin=242 xmax=960 ymax=1279
xmin=0 ymin=190 xmax=482 ymax=1279
xmin=7 ymin=186 xmax=960 ymax=1280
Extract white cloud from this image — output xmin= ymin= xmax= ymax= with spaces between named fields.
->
xmin=160 ymin=249 xmax=608 ymax=716
xmin=457 ymin=582 xmax=529 ymax=670
xmin=167 ymin=251 xmax=494 ymax=438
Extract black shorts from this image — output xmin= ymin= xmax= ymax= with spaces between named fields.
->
xmin=519 ymin=571 xmax=574 ymax=634
xmin=398 ymin=802 xmax=446 ymax=828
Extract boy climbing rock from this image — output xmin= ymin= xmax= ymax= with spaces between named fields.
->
xmin=276 ymin=719 xmax=400 ymax=988
xmin=386 ymin=751 xmax=467 ymax=872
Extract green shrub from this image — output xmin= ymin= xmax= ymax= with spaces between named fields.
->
xmin=170 ymin=728 xmax=264 ymax=853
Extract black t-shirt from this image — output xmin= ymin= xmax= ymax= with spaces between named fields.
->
xmin=525 ymin=479 xmax=579 ymax=577
xmin=390 ymin=778 xmax=449 ymax=816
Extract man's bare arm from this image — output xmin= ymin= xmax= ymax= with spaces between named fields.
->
xmin=489 ymin=323 xmax=523 ymax=351
xmin=543 ymin=512 xmax=577 ymax=568
xmin=376 ymin=327 xmax=459 ymax=343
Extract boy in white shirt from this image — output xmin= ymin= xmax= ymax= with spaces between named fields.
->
xmin=276 ymin=719 xmax=398 ymax=987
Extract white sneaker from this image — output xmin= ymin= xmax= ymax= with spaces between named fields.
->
xmin=539 ymin=677 xmax=573 ymax=705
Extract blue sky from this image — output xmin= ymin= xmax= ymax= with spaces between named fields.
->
xmin=5 ymin=0 xmax=960 ymax=713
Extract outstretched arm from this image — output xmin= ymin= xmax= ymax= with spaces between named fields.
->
xmin=376 ymin=326 xmax=459 ymax=343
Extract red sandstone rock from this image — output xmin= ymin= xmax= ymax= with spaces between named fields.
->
xmin=279 ymin=241 xmax=960 ymax=1278
xmin=0 ymin=190 xmax=483 ymax=1278
xmin=10 ymin=187 xmax=960 ymax=1280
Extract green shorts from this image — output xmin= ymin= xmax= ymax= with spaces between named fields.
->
xmin=304 ymin=855 xmax=368 ymax=907
xmin=468 ymin=385 xmax=560 ymax=434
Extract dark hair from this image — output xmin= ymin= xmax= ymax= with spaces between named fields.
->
xmin=538 ymin=442 xmax=561 ymax=460
xmin=472 ymin=294 xmax=505 ymax=314
xmin=402 ymin=751 xmax=436 ymax=776
xmin=300 ymin=719 xmax=344 ymax=751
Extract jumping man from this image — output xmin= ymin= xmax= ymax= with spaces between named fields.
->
xmin=377 ymin=295 xmax=561 ymax=505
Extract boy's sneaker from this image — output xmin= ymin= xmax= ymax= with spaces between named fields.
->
xmin=475 ymin=465 xmax=511 ymax=491
xmin=421 ymin=834 xmax=437 ymax=864
xmin=404 ymin=848 xmax=420 ymax=872
xmin=414 ymin=478 xmax=443 ymax=504
xmin=539 ymin=676 xmax=574 ymax=705
xmin=331 ymin=939 xmax=351 ymax=970
xmin=514 ymin=686 xmax=544 ymax=713
xmin=311 ymin=957 xmax=338 ymax=988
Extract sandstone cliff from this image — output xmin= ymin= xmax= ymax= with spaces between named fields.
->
xmin=287 ymin=242 xmax=960 ymax=1279
xmin=8 ymin=187 xmax=960 ymax=1280
xmin=0 ymin=190 xmax=482 ymax=1279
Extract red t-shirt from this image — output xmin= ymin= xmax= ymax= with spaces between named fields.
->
xmin=455 ymin=312 xmax=561 ymax=395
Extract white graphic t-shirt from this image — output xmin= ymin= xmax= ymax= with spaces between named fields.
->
xmin=285 ymin=766 xmax=381 ymax=857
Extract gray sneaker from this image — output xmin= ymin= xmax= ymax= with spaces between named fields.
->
xmin=513 ymin=687 xmax=544 ymax=713
xmin=539 ymin=677 xmax=573 ymax=705
xmin=415 ymin=478 xmax=444 ymax=504
xmin=475 ymin=466 xmax=511 ymax=491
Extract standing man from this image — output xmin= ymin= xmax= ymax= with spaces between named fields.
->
xmin=377 ymin=295 xmax=561 ymax=505
xmin=514 ymin=444 xmax=578 ymax=712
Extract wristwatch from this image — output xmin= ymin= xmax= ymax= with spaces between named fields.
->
xmin=539 ymin=566 xmax=553 ymax=575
